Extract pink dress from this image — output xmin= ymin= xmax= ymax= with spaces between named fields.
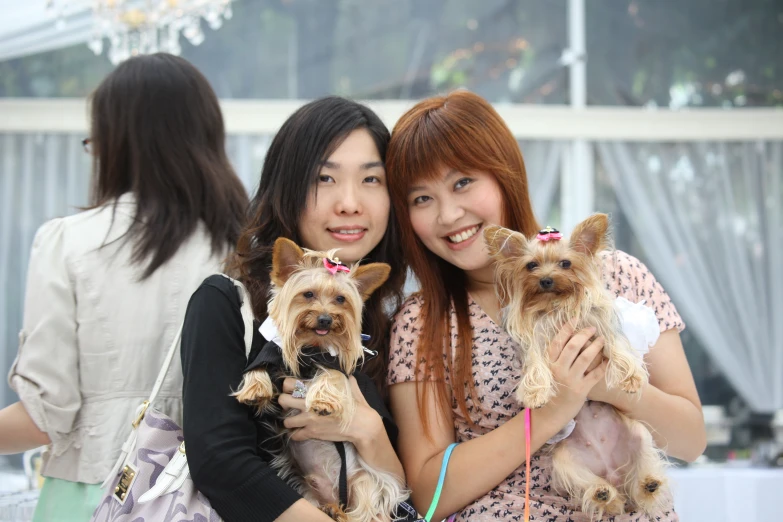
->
xmin=387 ymin=251 xmax=686 ymax=522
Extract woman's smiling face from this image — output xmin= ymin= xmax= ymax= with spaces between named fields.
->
xmin=407 ymin=166 xmax=505 ymax=276
xmin=297 ymin=129 xmax=390 ymax=264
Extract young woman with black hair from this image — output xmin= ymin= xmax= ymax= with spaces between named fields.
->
xmin=180 ymin=96 xmax=413 ymax=522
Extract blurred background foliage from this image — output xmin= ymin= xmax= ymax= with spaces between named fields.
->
xmin=1 ymin=0 xmax=780 ymax=107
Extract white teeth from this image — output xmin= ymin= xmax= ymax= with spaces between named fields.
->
xmin=449 ymin=225 xmax=479 ymax=243
xmin=332 ymin=229 xmax=363 ymax=235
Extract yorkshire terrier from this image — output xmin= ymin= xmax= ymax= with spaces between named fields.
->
xmin=233 ymin=237 xmax=407 ymax=522
xmin=484 ymin=214 xmax=669 ymax=518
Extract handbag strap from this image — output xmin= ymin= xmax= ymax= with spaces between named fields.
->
xmin=155 ymin=275 xmax=253 ymax=405
xmin=144 ymin=328 xmax=183 ymax=412
xmin=145 ymin=275 xmax=254 ymax=407
xmin=102 ymin=274 xmax=255 ymax=489
xmin=227 ymin=275 xmax=255 ymax=358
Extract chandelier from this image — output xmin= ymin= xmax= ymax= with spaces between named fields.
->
xmin=46 ymin=0 xmax=234 ymax=65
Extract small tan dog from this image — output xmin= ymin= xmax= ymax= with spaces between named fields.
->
xmin=234 ymin=237 xmax=407 ymax=522
xmin=484 ymin=215 xmax=669 ymax=518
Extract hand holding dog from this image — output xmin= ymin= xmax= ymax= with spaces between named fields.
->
xmin=279 ymin=376 xmax=384 ymax=447
xmin=586 ymin=366 xmax=648 ymax=412
xmin=544 ymin=321 xmax=608 ymax=421
xmin=586 ymin=375 xmax=618 ymax=406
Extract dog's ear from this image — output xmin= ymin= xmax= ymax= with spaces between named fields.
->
xmin=483 ymin=225 xmax=526 ymax=260
xmin=271 ymin=237 xmax=305 ymax=286
xmin=569 ymin=214 xmax=609 ymax=256
xmin=352 ymin=263 xmax=391 ymax=301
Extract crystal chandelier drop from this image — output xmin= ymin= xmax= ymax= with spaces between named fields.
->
xmin=47 ymin=1 xmax=234 ymax=65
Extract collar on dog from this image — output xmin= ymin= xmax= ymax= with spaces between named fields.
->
xmin=244 ymin=339 xmax=376 ymax=378
xmin=536 ymin=226 xmax=563 ymax=242
xmin=244 ymin=341 xmax=348 ymax=377
xmin=323 ymin=257 xmax=350 ymax=275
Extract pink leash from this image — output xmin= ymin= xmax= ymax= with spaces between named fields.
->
xmin=524 ymin=407 xmax=532 ymax=522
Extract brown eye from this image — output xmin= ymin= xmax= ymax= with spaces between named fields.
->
xmin=559 ymin=260 xmax=572 ymax=269
xmin=526 ymin=262 xmax=538 ymax=271
xmin=303 ymin=291 xmax=314 ymax=299
xmin=335 ymin=295 xmax=346 ymax=304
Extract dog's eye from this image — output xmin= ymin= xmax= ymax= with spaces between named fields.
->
xmin=303 ymin=291 xmax=314 ymax=299
xmin=559 ymin=260 xmax=572 ymax=269
xmin=525 ymin=261 xmax=538 ymax=271
xmin=335 ymin=295 xmax=346 ymax=304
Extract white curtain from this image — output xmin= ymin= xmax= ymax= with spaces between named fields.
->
xmin=0 ymin=132 xmax=270 ymax=409
xmin=521 ymin=139 xmax=564 ymax=225
xmin=0 ymin=134 xmax=92 ymax=410
xmin=597 ymin=141 xmax=783 ymax=413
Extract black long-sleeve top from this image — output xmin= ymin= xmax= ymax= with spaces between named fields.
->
xmin=180 ymin=275 xmax=398 ymax=522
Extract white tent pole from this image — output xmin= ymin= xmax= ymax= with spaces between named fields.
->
xmin=560 ymin=0 xmax=594 ymax=233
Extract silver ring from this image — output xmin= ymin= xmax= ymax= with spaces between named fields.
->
xmin=292 ymin=380 xmax=308 ymax=399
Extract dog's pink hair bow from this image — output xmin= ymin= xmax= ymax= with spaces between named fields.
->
xmin=536 ymin=226 xmax=563 ymax=242
xmin=323 ymin=257 xmax=350 ymax=275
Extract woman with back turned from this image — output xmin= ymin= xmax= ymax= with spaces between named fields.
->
xmin=0 ymin=53 xmax=248 ymax=522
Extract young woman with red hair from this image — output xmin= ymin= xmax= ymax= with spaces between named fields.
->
xmin=385 ymin=90 xmax=706 ymax=521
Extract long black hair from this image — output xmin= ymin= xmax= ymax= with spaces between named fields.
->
xmin=229 ymin=96 xmax=404 ymax=396
xmin=89 ymin=52 xmax=248 ymax=279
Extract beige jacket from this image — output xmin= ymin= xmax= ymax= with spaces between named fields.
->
xmin=8 ymin=193 xmax=228 ymax=484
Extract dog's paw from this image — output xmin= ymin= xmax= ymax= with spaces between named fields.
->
xmin=584 ymin=484 xmax=625 ymax=516
xmin=620 ymin=370 xmax=646 ymax=393
xmin=309 ymin=397 xmax=343 ymax=417
xmin=631 ymin=475 xmax=668 ymax=515
xmin=232 ymin=370 xmax=275 ymax=411
xmin=643 ymin=478 xmax=661 ymax=494
xmin=252 ymin=396 xmax=275 ymax=416
xmin=518 ymin=385 xmax=554 ymax=409
xmin=321 ymin=503 xmax=348 ymax=522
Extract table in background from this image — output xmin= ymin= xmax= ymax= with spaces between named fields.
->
xmin=669 ymin=467 xmax=783 ymax=522
xmin=0 ymin=491 xmax=37 ymax=522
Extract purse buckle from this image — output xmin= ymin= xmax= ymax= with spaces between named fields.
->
xmin=114 ymin=463 xmax=137 ymax=504
xmin=131 ymin=401 xmax=150 ymax=429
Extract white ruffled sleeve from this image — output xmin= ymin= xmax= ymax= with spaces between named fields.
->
xmin=614 ymin=296 xmax=661 ymax=357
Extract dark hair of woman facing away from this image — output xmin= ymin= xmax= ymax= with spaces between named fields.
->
xmin=228 ymin=96 xmax=405 ymax=396
xmin=89 ymin=52 xmax=248 ymax=279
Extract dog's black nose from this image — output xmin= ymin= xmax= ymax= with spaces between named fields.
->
xmin=539 ymin=277 xmax=554 ymax=290
xmin=317 ymin=315 xmax=333 ymax=330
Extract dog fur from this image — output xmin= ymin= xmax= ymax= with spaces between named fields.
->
xmin=234 ymin=237 xmax=408 ymax=522
xmin=484 ymin=215 xmax=670 ymax=518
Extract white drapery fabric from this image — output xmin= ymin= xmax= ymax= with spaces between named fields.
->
xmin=0 ymin=134 xmax=92 ymax=410
xmin=597 ymin=140 xmax=783 ymax=413
xmin=0 ymin=132 xmax=561 ymax=407
xmin=521 ymin=139 xmax=564 ymax=225
xmin=0 ymin=133 xmax=274 ymax=408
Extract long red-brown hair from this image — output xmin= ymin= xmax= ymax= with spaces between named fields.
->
xmin=387 ymin=90 xmax=541 ymax=430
